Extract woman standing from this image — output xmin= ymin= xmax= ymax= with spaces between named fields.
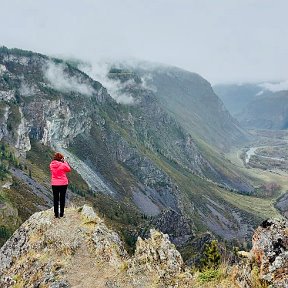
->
xmin=50 ymin=152 xmax=71 ymax=218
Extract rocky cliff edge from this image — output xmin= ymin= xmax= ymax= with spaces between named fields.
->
xmin=0 ymin=205 xmax=192 ymax=287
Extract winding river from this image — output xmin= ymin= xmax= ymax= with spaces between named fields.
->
xmin=245 ymin=146 xmax=285 ymax=164
xmin=245 ymin=147 xmax=258 ymax=164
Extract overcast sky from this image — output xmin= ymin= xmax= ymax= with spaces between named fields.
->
xmin=0 ymin=0 xmax=287 ymax=84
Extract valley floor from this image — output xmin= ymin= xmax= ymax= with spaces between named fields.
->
xmin=226 ymin=129 xmax=288 ymax=219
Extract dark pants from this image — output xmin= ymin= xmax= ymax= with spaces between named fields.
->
xmin=52 ymin=185 xmax=68 ymax=217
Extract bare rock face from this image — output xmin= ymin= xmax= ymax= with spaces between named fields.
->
xmin=0 ymin=205 xmax=193 ymax=287
xmin=135 ymin=230 xmax=184 ymax=273
xmin=251 ymin=219 xmax=288 ymax=287
xmin=151 ymin=208 xmax=195 ymax=246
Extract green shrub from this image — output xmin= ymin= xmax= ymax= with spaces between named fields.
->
xmin=0 ymin=225 xmax=11 ymax=238
xmin=0 ymin=142 xmax=22 ymax=177
xmin=0 ymin=225 xmax=12 ymax=246
xmin=198 ymin=268 xmax=221 ymax=283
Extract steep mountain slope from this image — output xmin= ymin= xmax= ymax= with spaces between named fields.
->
xmin=0 ymin=47 xmax=277 ymax=255
xmin=128 ymin=65 xmax=249 ymax=151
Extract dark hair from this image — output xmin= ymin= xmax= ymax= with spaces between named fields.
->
xmin=53 ymin=152 xmax=64 ymax=161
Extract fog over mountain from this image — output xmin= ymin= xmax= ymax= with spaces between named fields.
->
xmin=1 ymin=0 xmax=288 ymax=83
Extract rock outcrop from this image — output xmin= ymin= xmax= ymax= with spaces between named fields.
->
xmin=252 ymin=219 xmax=288 ymax=287
xmin=236 ymin=218 xmax=288 ymax=288
xmin=0 ymin=205 xmax=193 ymax=287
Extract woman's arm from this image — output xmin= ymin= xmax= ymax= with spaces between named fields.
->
xmin=62 ymin=161 xmax=71 ymax=172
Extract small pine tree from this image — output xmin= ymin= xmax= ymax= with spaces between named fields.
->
xmin=201 ymin=240 xmax=221 ymax=270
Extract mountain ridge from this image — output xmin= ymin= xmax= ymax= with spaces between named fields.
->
xmin=0 ymin=46 xmax=276 ymax=257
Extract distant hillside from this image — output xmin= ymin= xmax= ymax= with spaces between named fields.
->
xmin=213 ymin=83 xmax=263 ymax=116
xmin=238 ymin=90 xmax=288 ymax=129
xmin=214 ymin=82 xmax=288 ymax=129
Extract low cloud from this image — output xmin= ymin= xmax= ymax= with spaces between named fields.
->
xmin=115 ymin=59 xmax=159 ymax=92
xmin=139 ymin=73 xmax=157 ymax=93
xmin=77 ymin=59 xmax=159 ymax=104
xmin=78 ymin=61 xmax=134 ymax=104
xmin=43 ymin=61 xmax=94 ymax=96
xmin=259 ymin=80 xmax=288 ymax=92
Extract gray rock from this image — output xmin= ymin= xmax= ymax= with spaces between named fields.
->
xmin=80 ymin=204 xmax=98 ymax=223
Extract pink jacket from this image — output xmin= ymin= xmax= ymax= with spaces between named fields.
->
xmin=50 ymin=160 xmax=71 ymax=186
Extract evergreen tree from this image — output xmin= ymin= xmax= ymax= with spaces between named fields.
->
xmin=201 ymin=240 xmax=221 ymax=270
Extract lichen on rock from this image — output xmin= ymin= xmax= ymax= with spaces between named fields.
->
xmin=252 ymin=219 xmax=288 ymax=286
xmin=236 ymin=218 xmax=288 ymax=288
